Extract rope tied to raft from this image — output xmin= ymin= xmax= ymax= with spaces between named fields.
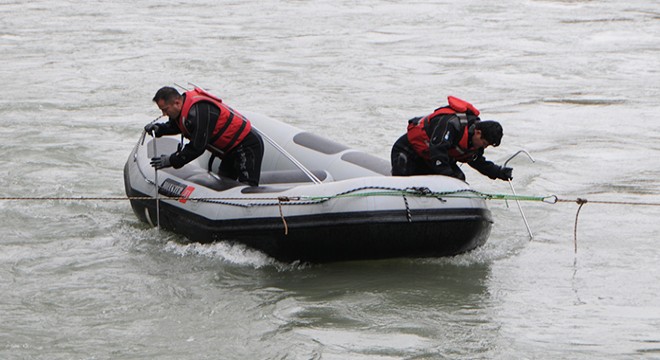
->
xmin=553 ymin=196 xmax=660 ymax=253
xmin=5 ymin=191 xmax=660 ymax=252
xmin=573 ymin=198 xmax=588 ymax=253
xmin=402 ymin=194 xmax=412 ymax=222
xmin=0 ymin=189 xmax=547 ymax=204
xmin=277 ymin=196 xmax=290 ymax=235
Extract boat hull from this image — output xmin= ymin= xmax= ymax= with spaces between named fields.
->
xmin=126 ymin=187 xmax=491 ymax=263
xmin=124 ymin=111 xmax=493 ymax=263
xmin=125 ymin=179 xmax=492 ymax=263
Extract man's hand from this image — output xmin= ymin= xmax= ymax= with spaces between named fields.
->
xmin=144 ymin=123 xmax=160 ymax=137
xmin=499 ymin=166 xmax=513 ymax=181
xmin=150 ymin=155 xmax=171 ymax=169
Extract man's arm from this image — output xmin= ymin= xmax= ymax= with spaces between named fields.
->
xmin=468 ymin=153 xmax=512 ymax=180
xmin=168 ymin=102 xmax=217 ymax=168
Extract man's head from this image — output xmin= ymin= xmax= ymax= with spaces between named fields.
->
xmin=472 ymin=120 xmax=503 ymax=149
xmin=153 ymin=86 xmax=183 ymax=120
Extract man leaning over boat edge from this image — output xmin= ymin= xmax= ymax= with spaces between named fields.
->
xmin=145 ymin=86 xmax=264 ymax=186
xmin=390 ymin=96 xmax=512 ymax=182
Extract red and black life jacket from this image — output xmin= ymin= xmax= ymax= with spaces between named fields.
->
xmin=178 ymin=87 xmax=251 ymax=156
xmin=406 ymin=96 xmax=481 ymax=162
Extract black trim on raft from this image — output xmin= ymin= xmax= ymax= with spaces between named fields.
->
xmin=125 ymin=180 xmax=493 ymax=263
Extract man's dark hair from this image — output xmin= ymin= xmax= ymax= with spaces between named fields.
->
xmin=475 ymin=120 xmax=503 ymax=147
xmin=153 ymin=86 xmax=181 ymax=103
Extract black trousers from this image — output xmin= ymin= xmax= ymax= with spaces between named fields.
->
xmin=390 ymin=134 xmax=465 ymax=180
xmin=219 ymin=130 xmax=264 ymax=186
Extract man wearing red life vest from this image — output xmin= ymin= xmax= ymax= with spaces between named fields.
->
xmin=391 ymin=96 xmax=512 ymax=182
xmin=145 ymin=86 xmax=264 ymax=186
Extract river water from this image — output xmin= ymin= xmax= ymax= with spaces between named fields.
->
xmin=1 ymin=0 xmax=660 ymax=359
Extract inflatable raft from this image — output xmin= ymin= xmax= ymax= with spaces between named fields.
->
xmin=124 ymin=112 xmax=493 ymax=263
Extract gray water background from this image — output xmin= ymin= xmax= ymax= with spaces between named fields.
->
xmin=1 ymin=0 xmax=660 ymax=358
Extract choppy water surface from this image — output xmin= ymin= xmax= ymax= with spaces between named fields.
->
xmin=1 ymin=0 xmax=660 ymax=358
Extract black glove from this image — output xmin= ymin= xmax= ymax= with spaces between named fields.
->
xmin=499 ymin=166 xmax=513 ymax=181
xmin=144 ymin=123 xmax=160 ymax=137
xmin=150 ymin=154 xmax=172 ymax=169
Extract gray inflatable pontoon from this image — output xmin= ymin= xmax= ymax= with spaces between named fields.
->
xmin=124 ymin=112 xmax=492 ymax=263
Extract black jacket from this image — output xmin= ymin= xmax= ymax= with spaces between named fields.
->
xmin=421 ymin=114 xmax=505 ymax=180
xmin=154 ymin=99 xmax=219 ymax=169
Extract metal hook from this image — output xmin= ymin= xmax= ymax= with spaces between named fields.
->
xmin=503 ymin=149 xmax=536 ymax=240
xmin=504 ymin=149 xmax=535 ymax=167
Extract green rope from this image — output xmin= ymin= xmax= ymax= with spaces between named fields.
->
xmin=302 ymin=189 xmax=550 ymax=203
xmin=0 ymin=189 xmax=552 ymax=204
